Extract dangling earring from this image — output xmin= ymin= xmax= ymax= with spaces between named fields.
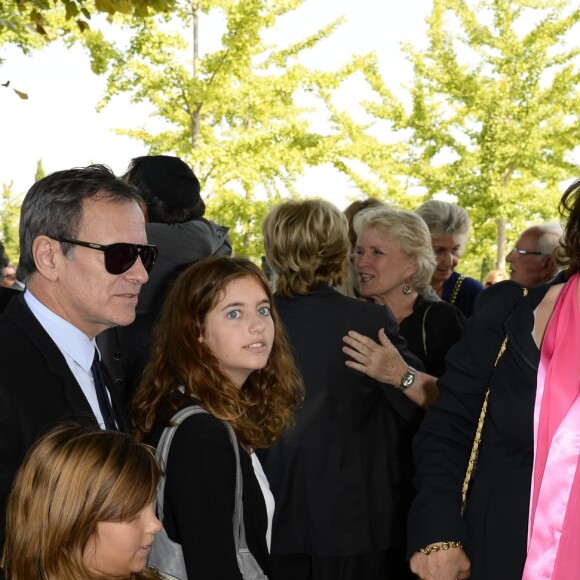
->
xmin=402 ymin=278 xmax=412 ymax=295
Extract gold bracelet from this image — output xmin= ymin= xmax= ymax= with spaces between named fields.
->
xmin=418 ymin=541 xmax=463 ymax=555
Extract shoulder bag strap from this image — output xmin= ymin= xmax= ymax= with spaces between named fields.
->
xmin=155 ymin=405 xmax=208 ymax=521
xmin=222 ymin=421 xmax=250 ymax=552
xmin=460 ymin=287 xmax=529 ymax=514
xmin=422 ymin=305 xmax=433 ymax=356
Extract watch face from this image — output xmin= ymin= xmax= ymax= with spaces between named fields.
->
xmin=402 ymin=369 xmax=416 ymax=388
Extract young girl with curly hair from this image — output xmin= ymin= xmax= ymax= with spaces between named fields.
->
xmin=132 ymin=256 xmax=303 ymax=579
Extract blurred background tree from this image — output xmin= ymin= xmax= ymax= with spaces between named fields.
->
xmin=345 ymin=0 xmax=580 ymax=276
xmin=78 ymin=0 xmax=376 ymax=258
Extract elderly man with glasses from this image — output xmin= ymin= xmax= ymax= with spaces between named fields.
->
xmin=506 ymin=223 xmax=563 ymax=288
xmin=0 ymin=165 xmax=157 ymax=554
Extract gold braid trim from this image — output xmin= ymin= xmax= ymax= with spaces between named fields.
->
xmin=418 ymin=541 xmax=464 ymax=555
xmin=460 ymin=335 xmax=509 ymax=515
xmin=450 ymin=274 xmax=466 ymax=305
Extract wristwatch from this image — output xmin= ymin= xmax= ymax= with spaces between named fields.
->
xmin=398 ymin=366 xmax=416 ymax=390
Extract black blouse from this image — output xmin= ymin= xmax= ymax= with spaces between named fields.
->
xmin=399 ymin=295 xmax=465 ymax=377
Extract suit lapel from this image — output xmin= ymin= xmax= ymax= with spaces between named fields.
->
xmin=504 ymin=285 xmax=551 ymax=372
xmin=7 ymin=295 xmax=99 ymax=422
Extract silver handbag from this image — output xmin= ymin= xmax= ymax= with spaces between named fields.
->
xmin=148 ymin=405 xmax=268 ymax=580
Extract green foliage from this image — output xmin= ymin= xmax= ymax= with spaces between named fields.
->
xmin=1 ymin=0 xmax=175 ymax=97
xmin=347 ymin=0 xmax=580 ymax=275
xmin=0 ymin=183 xmax=22 ymax=262
xmin=80 ymin=0 xmax=373 ymax=258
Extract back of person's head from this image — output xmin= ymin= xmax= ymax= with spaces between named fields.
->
xmin=558 ymin=178 xmax=580 ymax=275
xmin=123 ymin=155 xmax=205 ymax=224
xmin=343 ymin=197 xmax=387 ymax=248
xmin=2 ymin=424 xmax=160 ymax=580
xmin=0 ymin=242 xmax=8 ymax=272
xmin=354 ymin=206 xmax=436 ymax=292
xmin=17 ymin=165 xmax=142 ymax=283
xmin=483 ymin=268 xmax=508 ymax=287
xmin=416 ymin=199 xmax=471 ymax=248
xmin=132 ymin=256 xmax=302 ymax=449
xmin=262 ymin=199 xmax=349 ymax=297
xmin=536 ymin=223 xmax=564 ymax=266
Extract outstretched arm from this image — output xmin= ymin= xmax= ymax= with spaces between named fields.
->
xmin=343 ymin=328 xmax=439 ymax=410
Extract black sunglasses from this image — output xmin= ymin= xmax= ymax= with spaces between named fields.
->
xmin=57 ymin=238 xmax=158 ymax=275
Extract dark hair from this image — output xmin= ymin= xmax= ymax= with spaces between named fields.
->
xmin=17 ymin=165 xmax=143 ymax=282
xmin=123 ymin=156 xmax=205 ymax=223
xmin=0 ymin=242 xmax=8 ymax=272
xmin=343 ymin=198 xmax=387 ymax=248
xmin=558 ymin=178 xmax=580 ymax=275
xmin=132 ymin=256 xmax=303 ymax=449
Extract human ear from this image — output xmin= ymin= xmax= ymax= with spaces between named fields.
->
xmin=32 ymin=236 xmax=60 ymax=281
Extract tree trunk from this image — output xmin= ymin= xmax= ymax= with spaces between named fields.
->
xmin=496 ymin=218 xmax=507 ymax=270
xmin=191 ymin=1 xmax=200 ymax=152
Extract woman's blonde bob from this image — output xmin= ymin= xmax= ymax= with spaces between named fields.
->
xmin=353 ymin=206 xmax=437 ymax=292
xmin=2 ymin=424 xmax=161 ymax=580
xmin=263 ymin=198 xmax=350 ymax=297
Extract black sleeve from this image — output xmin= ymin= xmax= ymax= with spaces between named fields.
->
xmin=407 ymin=282 xmax=525 ymax=555
xmin=382 ymin=302 xmax=425 ymax=372
xmin=163 ymin=414 xmax=243 ymax=580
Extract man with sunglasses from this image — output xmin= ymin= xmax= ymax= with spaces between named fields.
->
xmin=0 ymin=165 xmax=157 ymax=554
xmin=506 ymin=223 xmax=563 ymax=288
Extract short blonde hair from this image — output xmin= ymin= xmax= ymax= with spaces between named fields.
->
xmin=3 ymin=424 xmax=160 ymax=580
xmin=354 ymin=207 xmax=436 ymax=292
xmin=262 ymin=199 xmax=349 ymax=297
xmin=416 ymin=200 xmax=470 ymax=250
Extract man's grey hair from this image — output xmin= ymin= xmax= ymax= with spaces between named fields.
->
xmin=18 ymin=165 xmax=142 ymax=283
xmin=535 ymin=223 xmax=564 ymax=275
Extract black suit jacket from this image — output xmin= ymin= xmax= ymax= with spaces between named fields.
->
xmin=407 ymin=281 xmax=551 ymax=579
xmin=0 ymin=295 xmax=130 ymax=552
xmin=258 ymin=286 xmax=424 ymax=558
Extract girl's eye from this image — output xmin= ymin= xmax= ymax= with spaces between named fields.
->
xmin=372 ymin=250 xmax=384 ymax=256
xmin=258 ymin=306 xmax=271 ymax=316
xmin=227 ymin=310 xmax=241 ymax=320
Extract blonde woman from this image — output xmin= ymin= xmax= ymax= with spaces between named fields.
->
xmin=2 ymin=424 xmax=161 ymax=579
xmin=354 ymin=207 xmax=464 ymax=376
xmin=259 ymin=199 xmax=437 ymax=580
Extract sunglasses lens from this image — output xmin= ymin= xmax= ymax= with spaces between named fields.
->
xmin=104 ymin=244 xmax=158 ymax=275
xmin=104 ymin=244 xmax=138 ymax=275
xmin=139 ymin=246 xmax=158 ymax=273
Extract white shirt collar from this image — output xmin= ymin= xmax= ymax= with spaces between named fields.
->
xmin=24 ymin=290 xmax=96 ymax=372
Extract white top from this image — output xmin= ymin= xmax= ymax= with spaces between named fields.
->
xmin=251 ymin=452 xmax=275 ymax=552
xmin=24 ymin=290 xmax=109 ymax=428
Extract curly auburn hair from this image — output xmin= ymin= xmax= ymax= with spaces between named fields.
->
xmin=131 ymin=256 xmax=303 ymax=449
xmin=558 ymin=178 xmax=580 ymax=275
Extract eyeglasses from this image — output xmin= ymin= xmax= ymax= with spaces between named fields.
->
xmin=57 ymin=238 xmax=158 ymax=275
xmin=509 ymin=247 xmax=545 ymax=257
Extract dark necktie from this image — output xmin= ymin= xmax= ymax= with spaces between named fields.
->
xmin=91 ymin=350 xmax=117 ymax=430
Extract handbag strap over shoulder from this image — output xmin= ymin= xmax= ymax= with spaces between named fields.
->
xmin=155 ymin=405 xmax=209 ymax=521
xmin=154 ymin=405 xmax=250 ymax=551
xmin=460 ymin=287 xmax=529 ymax=514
